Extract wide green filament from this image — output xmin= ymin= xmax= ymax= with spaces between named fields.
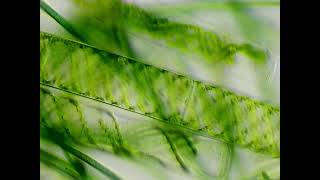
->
xmin=40 ymin=32 xmax=279 ymax=157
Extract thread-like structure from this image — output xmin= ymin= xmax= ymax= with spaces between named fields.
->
xmin=40 ymin=32 xmax=279 ymax=157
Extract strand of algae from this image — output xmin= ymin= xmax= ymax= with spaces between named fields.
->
xmin=40 ymin=0 xmax=267 ymax=64
xmin=40 ymin=86 xmax=226 ymax=178
xmin=40 ymin=32 xmax=279 ymax=157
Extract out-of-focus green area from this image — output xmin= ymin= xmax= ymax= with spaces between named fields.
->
xmin=40 ymin=0 xmax=280 ymax=179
